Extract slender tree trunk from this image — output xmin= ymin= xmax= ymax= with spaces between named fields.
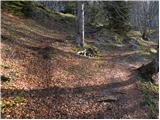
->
xmin=142 ymin=30 xmax=148 ymax=40
xmin=142 ymin=3 xmax=150 ymax=41
xmin=142 ymin=20 xmax=149 ymax=40
xmin=76 ymin=2 xmax=84 ymax=48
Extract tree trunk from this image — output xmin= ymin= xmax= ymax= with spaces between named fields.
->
xmin=137 ymin=46 xmax=159 ymax=82
xmin=142 ymin=6 xmax=149 ymax=41
xmin=76 ymin=2 xmax=84 ymax=48
xmin=142 ymin=25 xmax=149 ymax=41
xmin=142 ymin=32 xmax=149 ymax=41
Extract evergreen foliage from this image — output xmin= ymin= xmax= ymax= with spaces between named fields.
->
xmin=103 ymin=1 xmax=131 ymax=35
xmin=63 ymin=1 xmax=76 ymax=14
xmin=2 ymin=1 xmax=36 ymax=17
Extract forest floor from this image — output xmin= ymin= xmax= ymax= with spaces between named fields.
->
xmin=1 ymin=12 xmax=158 ymax=119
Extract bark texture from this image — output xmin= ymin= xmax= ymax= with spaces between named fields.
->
xmin=76 ymin=2 xmax=84 ymax=48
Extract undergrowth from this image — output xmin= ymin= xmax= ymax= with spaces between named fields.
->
xmin=1 ymin=91 xmax=26 ymax=110
xmin=138 ymin=78 xmax=159 ymax=119
xmin=2 ymin=1 xmax=36 ymax=17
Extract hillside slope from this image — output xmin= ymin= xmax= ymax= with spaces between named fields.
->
xmin=1 ymin=4 xmax=158 ymax=119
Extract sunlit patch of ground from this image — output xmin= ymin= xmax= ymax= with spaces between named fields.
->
xmin=1 ymin=12 xmax=158 ymax=119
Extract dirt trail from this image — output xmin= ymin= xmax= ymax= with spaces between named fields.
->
xmin=1 ymin=12 xmax=149 ymax=119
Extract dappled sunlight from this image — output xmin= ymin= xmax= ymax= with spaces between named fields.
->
xmin=1 ymin=1 xmax=158 ymax=119
xmin=1 ymin=73 xmax=140 ymax=118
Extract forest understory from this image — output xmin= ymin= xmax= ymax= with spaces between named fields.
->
xmin=1 ymin=1 xmax=159 ymax=119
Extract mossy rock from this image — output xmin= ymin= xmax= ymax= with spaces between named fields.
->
xmin=84 ymin=44 xmax=100 ymax=57
xmin=149 ymin=48 xmax=157 ymax=54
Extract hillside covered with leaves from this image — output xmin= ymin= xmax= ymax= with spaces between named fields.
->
xmin=1 ymin=1 xmax=159 ymax=119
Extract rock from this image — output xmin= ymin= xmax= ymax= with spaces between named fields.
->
xmin=77 ymin=48 xmax=97 ymax=57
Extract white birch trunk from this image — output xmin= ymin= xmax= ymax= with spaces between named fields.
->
xmin=76 ymin=2 xmax=84 ymax=48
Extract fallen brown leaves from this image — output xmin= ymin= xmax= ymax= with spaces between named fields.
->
xmin=1 ymin=12 xmax=156 ymax=119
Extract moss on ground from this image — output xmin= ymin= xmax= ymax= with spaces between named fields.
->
xmin=1 ymin=91 xmax=26 ymax=110
xmin=138 ymin=79 xmax=158 ymax=119
xmin=1 ymin=63 xmax=11 ymax=69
